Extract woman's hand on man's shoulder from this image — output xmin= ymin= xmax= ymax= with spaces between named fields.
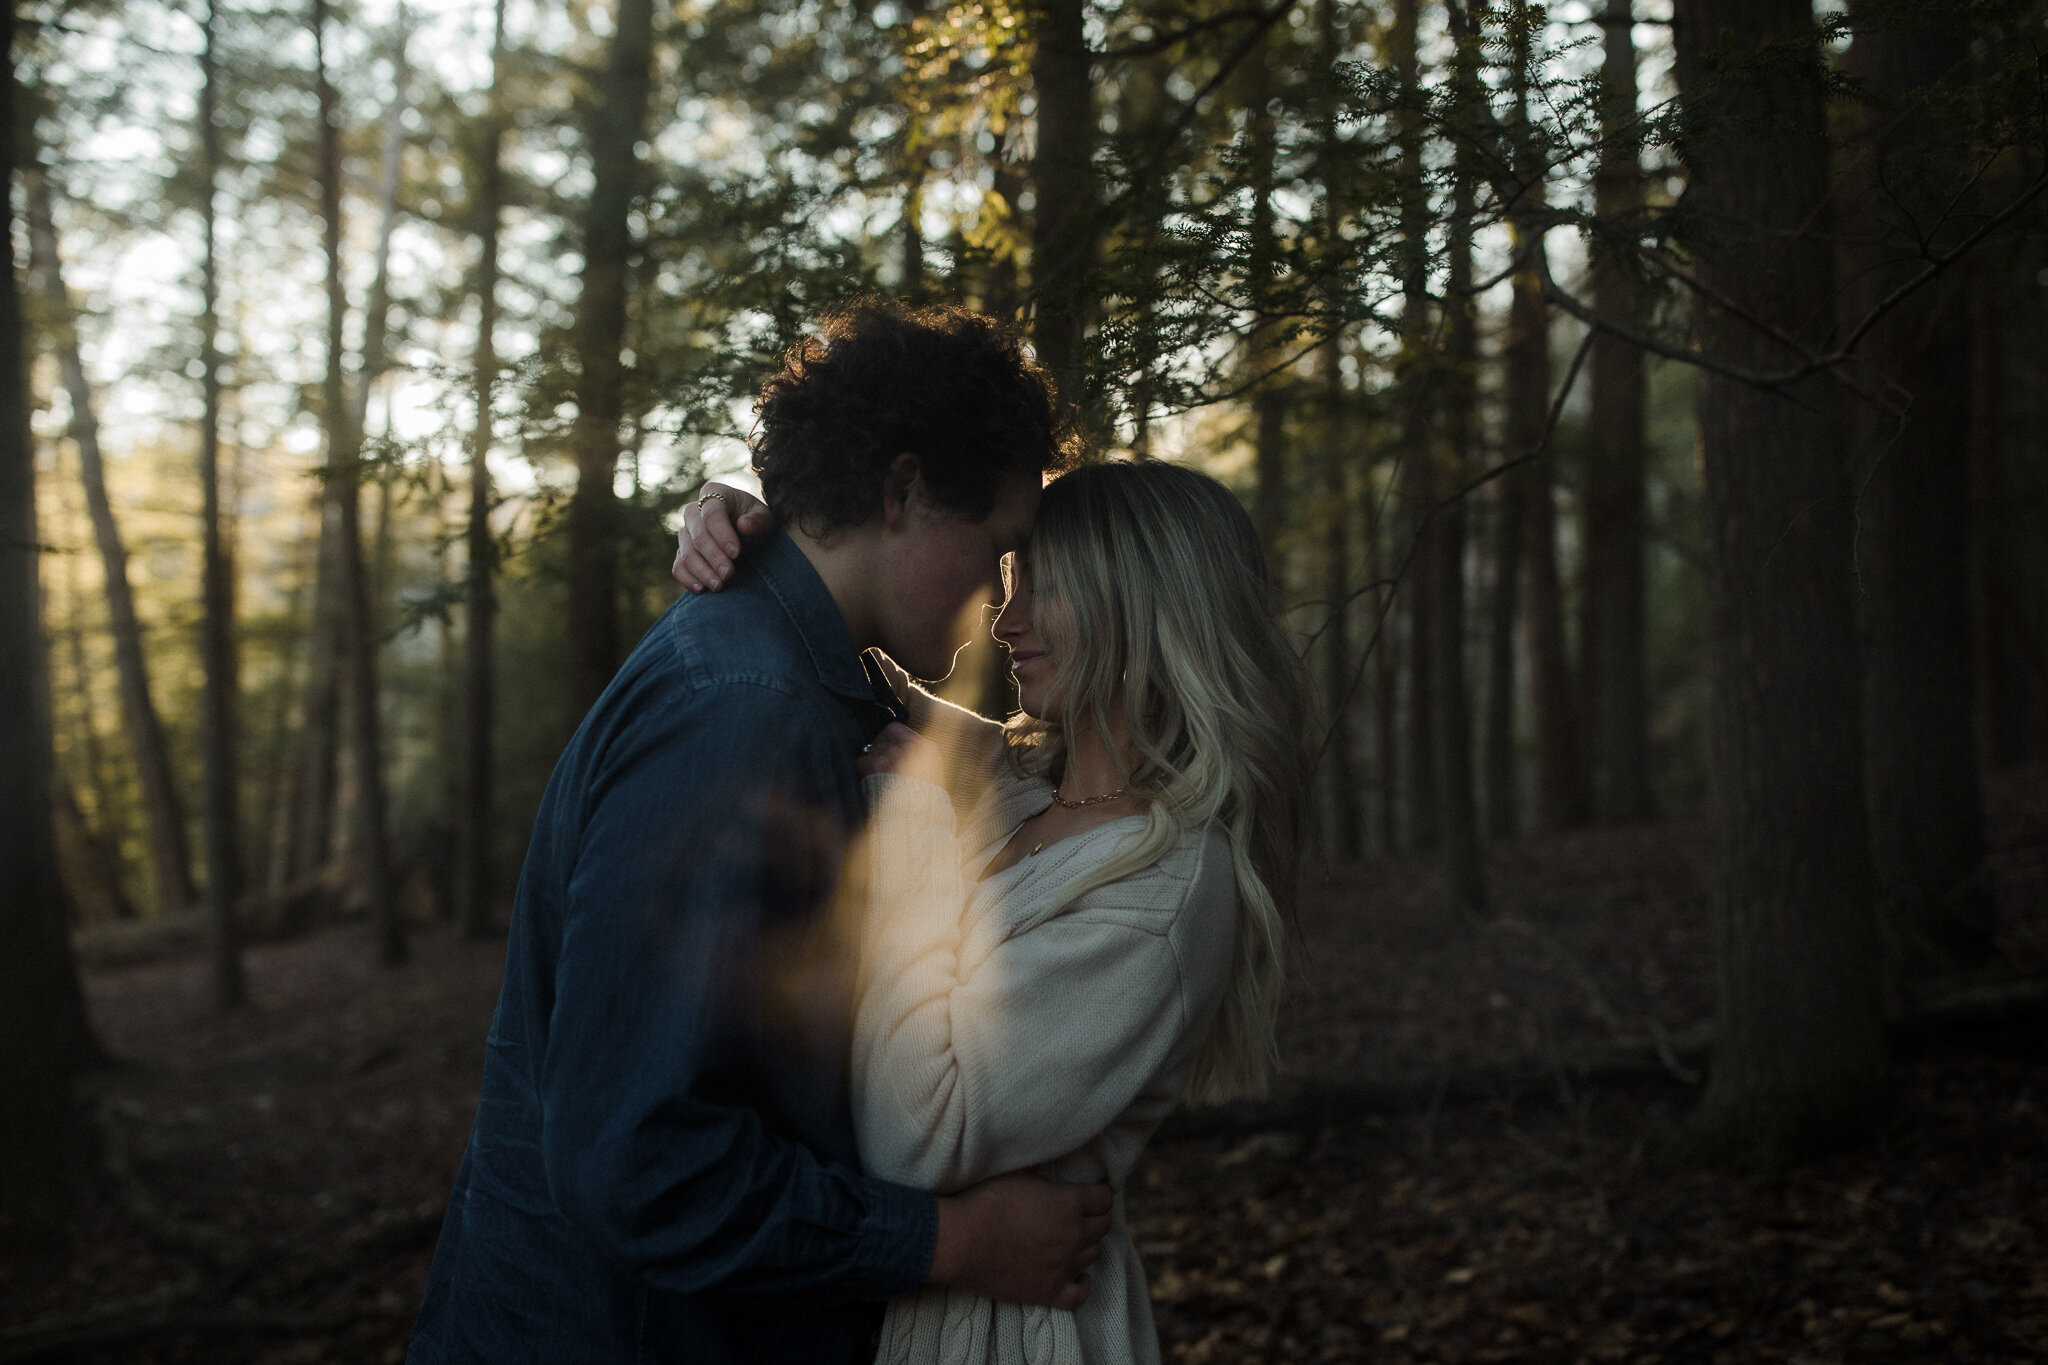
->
xmin=673 ymin=483 xmax=774 ymax=593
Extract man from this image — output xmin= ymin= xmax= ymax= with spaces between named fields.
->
xmin=408 ymin=300 xmax=1104 ymax=1363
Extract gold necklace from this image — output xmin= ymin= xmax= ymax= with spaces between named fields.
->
xmin=1049 ymin=785 xmax=1128 ymax=810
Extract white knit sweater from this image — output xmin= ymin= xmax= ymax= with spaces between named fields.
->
xmin=852 ymin=705 xmax=1237 ymax=1365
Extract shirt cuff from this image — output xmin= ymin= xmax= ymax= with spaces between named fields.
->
xmin=849 ymin=1177 xmax=939 ymax=1300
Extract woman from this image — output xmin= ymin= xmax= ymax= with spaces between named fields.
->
xmin=678 ymin=461 xmax=1310 ymax=1365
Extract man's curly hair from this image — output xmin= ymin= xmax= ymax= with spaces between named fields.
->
xmin=750 ymin=298 xmax=1081 ymax=537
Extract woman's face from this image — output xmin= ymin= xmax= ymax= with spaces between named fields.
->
xmin=992 ymin=548 xmax=1067 ymax=721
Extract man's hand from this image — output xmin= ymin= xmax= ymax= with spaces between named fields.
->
xmin=674 ymin=483 xmax=774 ymax=592
xmin=926 ymin=1173 xmax=1114 ymax=1311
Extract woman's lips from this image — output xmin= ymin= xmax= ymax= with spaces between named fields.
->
xmin=1009 ymin=651 xmax=1046 ymax=672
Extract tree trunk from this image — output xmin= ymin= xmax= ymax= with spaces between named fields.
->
xmin=1121 ymin=60 xmax=1170 ymax=459
xmin=1391 ymin=0 xmax=1437 ymax=853
xmin=1522 ymin=379 xmax=1584 ymax=831
xmin=1665 ymin=0 xmax=1889 ymax=1174
xmin=981 ymin=145 xmax=1026 ymax=325
xmin=1313 ymin=0 xmax=1361 ymax=862
xmin=1244 ymin=46 xmax=1287 ymax=556
xmin=1967 ymin=250 xmax=2034 ymax=772
xmin=1434 ymin=0 xmax=1486 ymax=916
xmin=1497 ymin=3 xmax=1584 ymax=833
xmin=286 ymin=500 xmax=343 ymax=883
xmin=1434 ymin=432 xmax=1483 ymax=906
xmin=1512 ymin=258 xmax=1584 ymax=825
xmin=258 ymin=563 xmax=305 ymax=894
xmin=566 ymin=0 xmax=655 ymax=723
xmin=1398 ymin=350 xmax=1440 ymax=860
xmin=57 ymin=566 xmax=137 ymax=922
xmin=24 ymin=172 xmax=193 ymax=922
xmin=1 ymin=8 xmax=99 ymax=1226
xmin=1365 ymin=473 xmax=1400 ymax=853
xmin=1580 ymin=0 xmax=1652 ymax=822
xmin=901 ymin=170 xmax=925 ymax=296
xmin=458 ymin=0 xmax=507 ymax=941
xmin=197 ymin=0 xmax=245 ymax=1009
xmin=1839 ymin=1 xmax=1995 ymax=982
xmin=1485 ymin=464 xmax=1524 ymax=840
xmin=1025 ymin=0 xmax=1094 ymax=411
xmin=53 ymin=774 xmax=139 ymax=924
xmin=352 ymin=22 xmax=409 ymax=450
xmin=1318 ymin=362 xmax=1362 ymax=861
xmin=313 ymin=0 xmax=402 ymax=965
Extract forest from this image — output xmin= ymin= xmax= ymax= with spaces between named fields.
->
xmin=2 ymin=0 xmax=2046 ymax=1358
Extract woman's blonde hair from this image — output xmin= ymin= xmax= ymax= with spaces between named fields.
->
xmin=1005 ymin=460 xmax=1311 ymax=1102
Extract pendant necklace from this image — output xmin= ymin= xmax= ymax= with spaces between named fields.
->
xmin=1032 ymin=781 xmax=1128 ymax=857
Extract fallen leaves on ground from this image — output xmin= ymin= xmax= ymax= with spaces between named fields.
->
xmin=3 ymin=769 xmax=2043 ymax=1363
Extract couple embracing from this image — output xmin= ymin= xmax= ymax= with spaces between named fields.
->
xmin=407 ymin=298 xmax=1312 ymax=1365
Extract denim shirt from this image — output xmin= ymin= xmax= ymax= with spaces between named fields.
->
xmin=409 ymin=532 xmax=936 ymax=1364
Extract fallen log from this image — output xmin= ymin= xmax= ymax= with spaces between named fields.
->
xmin=1157 ymin=1025 xmax=1713 ymax=1142
xmin=1158 ymin=976 xmax=2048 ymax=1142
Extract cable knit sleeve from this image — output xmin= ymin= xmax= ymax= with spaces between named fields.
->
xmin=850 ymin=774 xmax=1228 ymax=1194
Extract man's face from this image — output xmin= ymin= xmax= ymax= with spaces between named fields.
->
xmin=872 ymin=470 xmax=1040 ymax=682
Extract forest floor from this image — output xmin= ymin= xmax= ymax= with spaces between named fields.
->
xmin=4 ymin=767 xmax=2046 ymax=1364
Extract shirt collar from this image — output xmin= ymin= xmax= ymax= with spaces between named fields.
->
xmin=753 ymin=529 xmax=879 ymax=704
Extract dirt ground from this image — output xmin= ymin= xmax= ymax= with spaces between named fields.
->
xmin=4 ymin=770 xmax=2045 ymax=1364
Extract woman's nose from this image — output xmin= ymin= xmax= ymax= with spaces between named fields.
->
xmin=991 ymin=596 xmax=1021 ymax=643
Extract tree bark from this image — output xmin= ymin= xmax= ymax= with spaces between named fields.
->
xmin=1484 ymin=466 xmax=1524 ymax=840
xmin=458 ymin=0 xmax=507 ymax=941
xmin=900 ymin=162 xmax=925 ymax=296
xmin=1580 ymin=0 xmax=1653 ymax=822
xmin=1399 ymin=325 xmax=1440 ymax=860
xmin=1486 ymin=126 xmax=1527 ymax=841
xmin=1665 ymin=0 xmax=1889 ymax=1173
xmin=196 ymin=0 xmax=245 ymax=1010
xmin=1838 ymin=1 xmax=1995 ymax=981
xmin=285 ymin=502 xmax=343 ymax=884
xmin=565 ymin=0 xmax=655 ymax=724
xmin=352 ymin=20 xmax=409 ymax=452
xmin=313 ymin=0 xmax=402 ymax=965
xmin=56 ymin=551 xmax=137 ymax=922
xmin=1 ymin=8 xmax=99 ymax=1228
xmin=1516 ymin=273 xmax=1584 ymax=827
xmin=53 ymin=775 xmax=139 ymax=925
xmin=1966 ymin=250 xmax=2034 ymax=772
xmin=1391 ymin=0 xmax=1438 ymax=853
xmin=24 ymin=172 xmax=193 ymax=922
xmin=1365 ymin=474 xmax=1399 ymax=853
xmin=1499 ymin=4 xmax=1585 ymax=833
xmin=1244 ymin=46 xmax=1287 ymax=556
xmin=1121 ymin=59 xmax=1170 ymax=459
xmin=1434 ymin=0 xmax=1486 ymax=915
xmin=1025 ymin=0 xmax=1094 ymax=411
xmin=1521 ymin=379 xmax=1582 ymax=832
xmin=1313 ymin=0 xmax=1361 ymax=862
xmin=1433 ymin=426 xmax=1480 ymax=901
xmin=981 ymin=145 xmax=1026 ymax=325
xmin=257 ymin=562 xmax=304 ymax=895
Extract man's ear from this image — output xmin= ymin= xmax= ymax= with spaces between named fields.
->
xmin=880 ymin=452 xmax=922 ymax=530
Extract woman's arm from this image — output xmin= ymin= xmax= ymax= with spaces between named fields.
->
xmin=849 ymin=771 xmax=1232 ymax=1194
